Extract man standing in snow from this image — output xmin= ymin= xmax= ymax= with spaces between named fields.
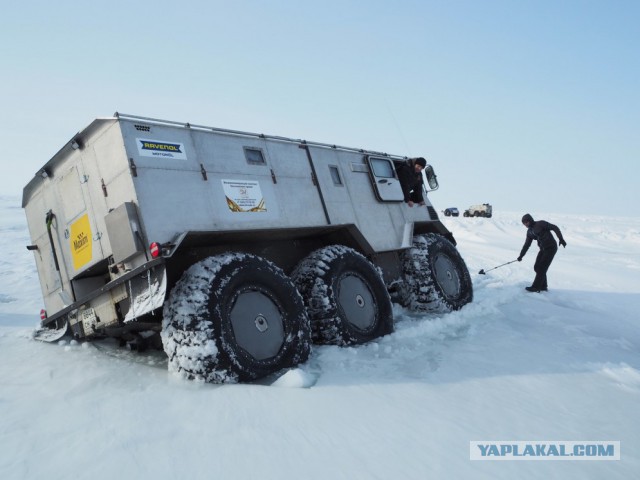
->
xmin=517 ymin=213 xmax=567 ymax=292
xmin=395 ymin=157 xmax=426 ymax=207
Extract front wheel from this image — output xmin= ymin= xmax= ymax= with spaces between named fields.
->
xmin=162 ymin=253 xmax=311 ymax=383
xmin=293 ymin=246 xmax=394 ymax=346
xmin=399 ymin=234 xmax=473 ymax=312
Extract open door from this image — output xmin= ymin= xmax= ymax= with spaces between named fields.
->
xmin=366 ymin=156 xmax=404 ymax=202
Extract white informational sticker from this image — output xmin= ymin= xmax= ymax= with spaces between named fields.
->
xmin=136 ymin=138 xmax=187 ymax=160
xmin=221 ymin=179 xmax=267 ymax=212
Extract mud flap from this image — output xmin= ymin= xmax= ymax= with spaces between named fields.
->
xmin=33 ymin=321 xmax=71 ymax=343
xmin=123 ymin=266 xmax=167 ymax=323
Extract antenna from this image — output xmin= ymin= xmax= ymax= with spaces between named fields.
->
xmin=384 ymin=99 xmax=412 ymax=156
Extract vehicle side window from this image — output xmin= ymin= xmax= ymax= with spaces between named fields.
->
xmin=243 ymin=147 xmax=266 ymax=165
xmin=329 ymin=165 xmax=343 ymax=186
xmin=365 ymin=156 xmax=405 ymax=202
xmin=370 ymin=158 xmax=396 ymax=178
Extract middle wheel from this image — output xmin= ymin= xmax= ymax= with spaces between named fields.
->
xmin=292 ymin=245 xmax=394 ymax=346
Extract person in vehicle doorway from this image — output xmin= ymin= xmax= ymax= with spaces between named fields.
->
xmin=396 ymin=157 xmax=427 ymax=207
xmin=517 ymin=213 xmax=567 ymax=292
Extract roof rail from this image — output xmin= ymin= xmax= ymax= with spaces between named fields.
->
xmin=113 ymin=112 xmax=408 ymax=159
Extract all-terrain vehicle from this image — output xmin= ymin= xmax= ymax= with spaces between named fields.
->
xmin=463 ymin=203 xmax=493 ymax=218
xmin=443 ymin=207 xmax=459 ymax=217
xmin=22 ymin=113 xmax=473 ymax=383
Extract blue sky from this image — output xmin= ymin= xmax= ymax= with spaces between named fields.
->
xmin=2 ymin=0 xmax=638 ymax=216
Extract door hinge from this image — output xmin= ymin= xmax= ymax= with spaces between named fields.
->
xmin=129 ymin=158 xmax=137 ymax=177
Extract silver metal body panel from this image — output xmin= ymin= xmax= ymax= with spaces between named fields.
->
xmin=105 ymin=202 xmax=143 ymax=264
xmin=23 ymin=114 xmax=445 ymax=328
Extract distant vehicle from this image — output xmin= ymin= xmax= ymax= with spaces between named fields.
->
xmin=443 ymin=208 xmax=459 ymax=217
xmin=463 ymin=203 xmax=492 ymax=218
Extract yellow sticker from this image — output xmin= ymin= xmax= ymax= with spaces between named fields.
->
xmin=70 ymin=214 xmax=92 ymax=270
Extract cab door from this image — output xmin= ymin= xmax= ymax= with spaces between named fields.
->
xmin=366 ymin=156 xmax=404 ymax=202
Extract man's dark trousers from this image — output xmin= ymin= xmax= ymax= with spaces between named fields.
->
xmin=532 ymin=246 xmax=557 ymax=289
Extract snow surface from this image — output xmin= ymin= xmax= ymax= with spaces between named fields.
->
xmin=1 ymin=195 xmax=639 ymax=479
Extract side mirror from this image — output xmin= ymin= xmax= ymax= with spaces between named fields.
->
xmin=424 ymin=165 xmax=439 ymax=191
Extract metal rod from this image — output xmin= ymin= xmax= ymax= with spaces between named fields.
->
xmin=478 ymin=259 xmax=518 ymax=275
xmin=114 ymin=112 xmax=409 ymax=160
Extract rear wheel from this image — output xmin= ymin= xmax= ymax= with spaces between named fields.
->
xmin=293 ymin=245 xmax=394 ymax=345
xmin=162 ymin=253 xmax=311 ymax=383
xmin=400 ymin=234 xmax=473 ymax=312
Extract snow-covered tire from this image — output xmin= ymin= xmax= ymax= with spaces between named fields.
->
xmin=292 ymin=245 xmax=394 ymax=346
xmin=161 ymin=253 xmax=311 ymax=383
xmin=399 ymin=234 xmax=473 ymax=313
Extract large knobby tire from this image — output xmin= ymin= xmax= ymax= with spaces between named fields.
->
xmin=400 ymin=234 xmax=473 ymax=313
xmin=292 ymin=245 xmax=394 ymax=346
xmin=161 ymin=253 xmax=311 ymax=383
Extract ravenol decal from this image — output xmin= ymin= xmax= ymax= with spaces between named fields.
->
xmin=136 ymin=138 xmax=187 ymax=160
xmin=70 ymin=214 xmax=93 ymax=270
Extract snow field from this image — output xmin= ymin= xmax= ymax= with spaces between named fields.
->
xmin=1 ymin=199 xmax=639 ymax=479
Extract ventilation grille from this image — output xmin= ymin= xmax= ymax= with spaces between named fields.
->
xmin=427 ymin=206 xmax=438 ymax=220
xmin=134 ymin=124 xmax=151 ymax=132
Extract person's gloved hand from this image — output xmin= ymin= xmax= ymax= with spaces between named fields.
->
xmin=559 ymin=239 xmax=567 ymax=248
xmin=517 ymin=256 xmax=523 ymax=262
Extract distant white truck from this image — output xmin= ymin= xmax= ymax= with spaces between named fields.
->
xmin=463 ymin=203 xmax=493 ymax=218
xmin=22 ymin=113 xmax=473 ymax=383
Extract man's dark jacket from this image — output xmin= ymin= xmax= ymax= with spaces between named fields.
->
xmin=519 ymin=217 xmax=565 ymax=258
xmin=395 ymin=160 xmax=424 ymax=203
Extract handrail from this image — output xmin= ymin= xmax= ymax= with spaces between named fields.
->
xmin=114 ymin=112 xmax=410 ymax=160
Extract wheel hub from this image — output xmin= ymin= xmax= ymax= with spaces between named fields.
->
xmin=229 ymin=289 xmax=285 ymax=360
xmin=254 ymin=314 xmax=269 ymax=332
xmin=337 ymin=274 xmax=376 ymax=331
xmin=433 ymin=253 xmax=460 ymax=299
